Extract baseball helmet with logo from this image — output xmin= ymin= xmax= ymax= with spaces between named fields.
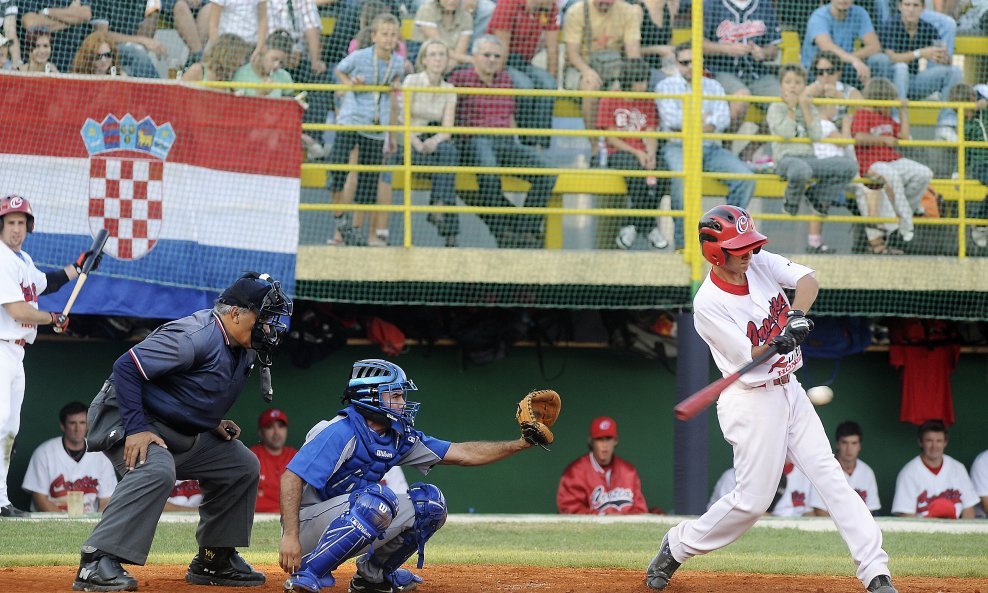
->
xmin=0 ymin=195 xmax=35 ymax=233
xmin=343 ymin=359 xmax=420 ymax=427
xmin=698 ymin=205 xmax=768 ymax=266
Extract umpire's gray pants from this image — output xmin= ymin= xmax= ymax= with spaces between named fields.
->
xmin=298 ymin=490 xmax=418 ymax=582
xmin=85 ymin=431 xmax=260 ymax=565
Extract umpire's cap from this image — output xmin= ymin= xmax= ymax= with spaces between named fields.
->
xmin=218 ymin=273 xmax=275 ymax=311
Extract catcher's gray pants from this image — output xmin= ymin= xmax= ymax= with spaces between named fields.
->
xmin=298 ymin=490 xmax=420 ymax=582
xmin=84 ymin=431 xmax=259 ymax=565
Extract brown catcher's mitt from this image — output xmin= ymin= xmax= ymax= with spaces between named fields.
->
xmin=516 ymin=389 xmax=561 ymax=449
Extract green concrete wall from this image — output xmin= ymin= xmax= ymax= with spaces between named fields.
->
xmin=8 ymin=341 xmax=987 ymax=515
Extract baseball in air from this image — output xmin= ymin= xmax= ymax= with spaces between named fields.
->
xmin=807 ymin=386 xmax=834 ymax=406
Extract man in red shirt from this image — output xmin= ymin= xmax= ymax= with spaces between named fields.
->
xmin=489 ymin=0 xmax=560 ymax=148
xmin=449 ymin=35 xmax=558 ymax=248
xmin=250 ymin=408 xmax=297 ymax=513
xmin=557 ymin=416 xmax=648 ymax=514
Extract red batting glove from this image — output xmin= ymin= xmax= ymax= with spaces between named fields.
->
xmin=50 ymin=311 xmax=69 ymax=334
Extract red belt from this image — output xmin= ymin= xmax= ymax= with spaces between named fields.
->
xmin=3 ymin=339 xmax=26 ymax=347
xmin=772 ymin=374 xmax=791 ymax=386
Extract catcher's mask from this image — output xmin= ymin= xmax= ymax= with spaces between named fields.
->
xmin=698 ymin=205 xmax=768 ymax=266
xmin=343 ymin=359 xmax=420 ymax=427
xmin=217 ymin=272 xmax=293 ymax=365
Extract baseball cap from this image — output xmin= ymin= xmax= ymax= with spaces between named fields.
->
xmin=589 ymin=416 xmax=618 ymax=439
xmin=218 ymin=273 xmax=271 ymax=311
xmin=258 ymin=408 xmax=288 ymax=428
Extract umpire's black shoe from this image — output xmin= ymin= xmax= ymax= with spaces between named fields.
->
xmin=186 ymin=547 xmax=265 ymax=587
xmin=645 ymin=533 xmax=681 ymax=591
xmin=867 ymin=575 xmax=898 ymax=593
xmin=0 ymin=504 xmax=31 ymax=518
xmin=72 ymin=548 xmax=138 ymax=592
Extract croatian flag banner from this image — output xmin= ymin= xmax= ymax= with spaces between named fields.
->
xmin=0 ymin=75 xmax=301 ymax=319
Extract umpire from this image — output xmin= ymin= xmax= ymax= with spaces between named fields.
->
xmin=73 ymin=272 xmax=293 ymax=592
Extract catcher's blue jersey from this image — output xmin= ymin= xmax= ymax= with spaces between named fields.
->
xmin=703 ymin=0 xmax=781 ymax=78
xmin=287 ymin=406 xmax=451 ymax=504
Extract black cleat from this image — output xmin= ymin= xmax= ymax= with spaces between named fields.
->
xmin=0 ymin=504 xmax=31 ymax=518
xmin=185 ymin=547 xmax=265 ymax=587
xmin=72 ymin=549 xmax=138 ymax=592
xmin=645 ymin=533 xmax=681 ymax=590
xmin=867 ymin=575 xmax=898 ymax=593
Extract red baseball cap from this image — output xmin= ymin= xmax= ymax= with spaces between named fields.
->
xmin=259 ymin=408 xmax=288 ymax=428
xmin=589 ymin=416 xmax=618 ymax=439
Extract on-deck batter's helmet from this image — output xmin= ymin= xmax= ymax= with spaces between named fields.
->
xmin=0 ymin=195 xmax=35 ymax=233
xmin=343 ymin=359 xmax=420 ymax=427
xmin=217 ymin=272 xmax=293 ymax=365
xmin=698 ymin=205 xmax=768 ymax=266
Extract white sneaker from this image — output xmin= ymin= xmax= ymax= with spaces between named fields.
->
xmin=616 ymin=225 xmax=637 ymax=249
xmin=648 ymin=227 xmax=669 ymax=249
xmin=972 ymin=226 xmax=988 ymax=248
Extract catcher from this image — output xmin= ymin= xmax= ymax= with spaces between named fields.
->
xmin=280 ymin=359 xmax=560 ymax=593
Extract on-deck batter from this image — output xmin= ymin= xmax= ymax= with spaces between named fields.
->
xmin=645 ymin=205 xmax=896 ymax=593
xmin=0 ymin=195 xmax=96 ymax=518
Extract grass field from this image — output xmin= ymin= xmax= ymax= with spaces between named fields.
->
xmin=1 ymin=517 xmax=986 ymax=579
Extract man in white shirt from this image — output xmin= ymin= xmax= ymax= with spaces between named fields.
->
xmin=811 ymin=421 xmax=881 ymax=516
xmin=970 ymin=450 xmax=988 ymax=518
xmin=655 ymin=42 xmax=755 ymax=252
xmin=892 ymin=419 xmax=978 ymax=519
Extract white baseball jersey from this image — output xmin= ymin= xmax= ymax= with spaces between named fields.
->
xmin=891 ymin=455 xmax=978 ymax=517
xmin=971 ymin=451 xmax=988 ymax=518
xmin=22 ymin=437 xmax=118 ymax=513
xmin=693 ymin=249 xmax=812 ymax=388
xmin=772 ymin=465 xmax=813 ymax=517
xmin=0 ymin=243 xmax=47 ymax=343
xmin=707 ymin=467 xmax=736 ymax=510
xmin=168 ymin=480 xmax=203 ymax=508
xmin=381 ymin=465 xmax=409 ymax=495
xmin=810 ymin=459 xmax=881 ymax=512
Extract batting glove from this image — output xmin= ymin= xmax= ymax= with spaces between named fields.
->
xmin=73 ymin=250 xmax=103 ymax=275
xmin=50 ymin=311 xmax=69 ymax=334
xmin=784 ymin=311 xmax=814 ymax=344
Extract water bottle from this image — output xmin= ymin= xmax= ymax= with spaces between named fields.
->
xmin=597 ymin=137 xmax=608 ymax=168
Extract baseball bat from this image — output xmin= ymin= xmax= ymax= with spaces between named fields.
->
xmin=673 ymin=344 xmax=781 ymax=421
xmin=60 ymin=229 xmax=110 ymax=319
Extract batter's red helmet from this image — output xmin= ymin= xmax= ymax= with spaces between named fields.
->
xmin=0 ymin=195 xmax=35 ymax=233
xmin=698 ymin=205 xmax=767 ymax=266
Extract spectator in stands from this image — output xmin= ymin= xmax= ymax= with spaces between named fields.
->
xmin=412 ymin=0 xmax=472 ymax=68
xmin=768 ymin=64 xmax=857 ymax=254
xmin=557 ymin=416 xmax=648 ymax=514
xmin=163 ymin=480 xmax=203 ymax=511
xmin=181 ymin=31 xmax=253 ymax=81
xmin=879 ymin=0 xmax=962 ymax=132
xmin=21 ymin=402 xmax=117 ymax=513
xmin=599 ymin=58 xmax=668 ymax=250
xmin=852 ymin=77 xmax=933 ymax=247
xmin=20 ymin=0 xmax=92 ymax=72
xmin=91 ymin=0 xmax=166 ymax=78
xmin=17 ymin=28 xmax=58 ymax=73
xmin=656 ymin=41 xmax=754 ymax=252
xmin=449 ymin=34 xmax=558 ymax=248
xmin=209 ymin=0 xmax=268 ymax=49
xmin=0 ymin=32 xmax=15 ymax=69
xmin=167 ymin=0 xmax=214 ymax=67
xmin=72 ymin=31 xmax=124 ymax=75
xmin=872 ymin=0 xmax=957 ymax=57
xmin=327 ymin=12 xmax=405 ymax=246
xmin=398 ymin=39 xmax=461 ymax=246
xmin=562 ymin=0 xmax=643 ymax=152
xmin=808 ymin=51 xmax=864 ymax=139
xmin=323 ymin=0 xmax=402 ymax=65
xmin=947 ymin=84 xmax=988 ymax=249
xmin=801 ymin=0 xmax=891 ymax=89
xmin=233 ymin=29 xmax=294 ymax=96
xmin=810 ymin=421 xmax=882 ymax=516
xmin=268 ymin=0 xmax=330 ymax=138
xmin=892 ymin=419 xmax=978 ymax=519
xmin=702 ymin=0 xmax=782 ymax=131
xmin=971 ymin=449 xmax=988 ymax=517
xmin=349 ymin=0 xmax=410 ymax=58
xmin=633 ymin=0 xmax=674 ymax=89
xmin=464 ymin=0 xmax=496 ymax=42
xmin=490 ymin=0 xmax=560 ymax=149
xmin=249 ymin=408 xmax=296 ymax=514
xmin=2 ymin=5 xmax=23 ymax=69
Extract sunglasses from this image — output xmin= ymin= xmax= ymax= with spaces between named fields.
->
xmin=815 ymin=67 xmax=836 ymax=75
xmin=678 ymin=59 xmax=692 ymax=65
xmin=481 ymin=52 xmax=502 ymax=59
xmin=97 ymin=51 xmax=113 ymax=60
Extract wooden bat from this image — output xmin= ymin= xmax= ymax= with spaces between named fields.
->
xmin=674 ymin=344 xmax=781 ymax=421
xmin=59 ymin=229 xmax=110 ymax=321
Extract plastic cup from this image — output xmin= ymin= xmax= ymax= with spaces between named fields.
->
xmin=66 ymin=491 xmax=84 ymax=517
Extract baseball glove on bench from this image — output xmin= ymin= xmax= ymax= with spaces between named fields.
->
xmin=516 ymin=389 xmax=561 ymax=450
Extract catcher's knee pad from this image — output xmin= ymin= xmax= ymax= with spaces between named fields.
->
xmin=373 ymin=482 xmax=448 ymax=573
xmin=300 ymin=484 xmax=399 ymax=577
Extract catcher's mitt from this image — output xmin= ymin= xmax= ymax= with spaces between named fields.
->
xmin=516 ymin=389 xmax=561 ymax=449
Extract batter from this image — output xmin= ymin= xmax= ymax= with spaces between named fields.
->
xmin=645 ymin=205 xmax=896 ymax=593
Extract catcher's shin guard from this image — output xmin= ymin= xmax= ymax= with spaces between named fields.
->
xmin=290 ymin=485 xmax=399 ymax=590
xmin=368 ymin=482 xmax=447 ymax=574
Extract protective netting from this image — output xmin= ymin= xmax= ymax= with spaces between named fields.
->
xmin=0 ymin=0 xmax=985 ymax=319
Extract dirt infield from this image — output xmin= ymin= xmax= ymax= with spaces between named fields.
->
xmin=2 ymin=564 xmax=984 ymax=592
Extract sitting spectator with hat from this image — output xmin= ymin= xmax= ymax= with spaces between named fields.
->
xmin=557 ymin=416 xmax=648 ymax=514
xmin=250 ymin=408 xmax=297 ymax=513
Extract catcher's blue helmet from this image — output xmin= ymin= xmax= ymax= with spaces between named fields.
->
xmin=343 ymin=359 xmax=420 ymax=426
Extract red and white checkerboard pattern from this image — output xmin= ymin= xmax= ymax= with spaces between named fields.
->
xmin=88 ymin=156 xmax=163 ymax=260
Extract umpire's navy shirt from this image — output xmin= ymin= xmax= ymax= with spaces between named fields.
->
xmin=112 ymin=309 xmax=256 ymax=436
